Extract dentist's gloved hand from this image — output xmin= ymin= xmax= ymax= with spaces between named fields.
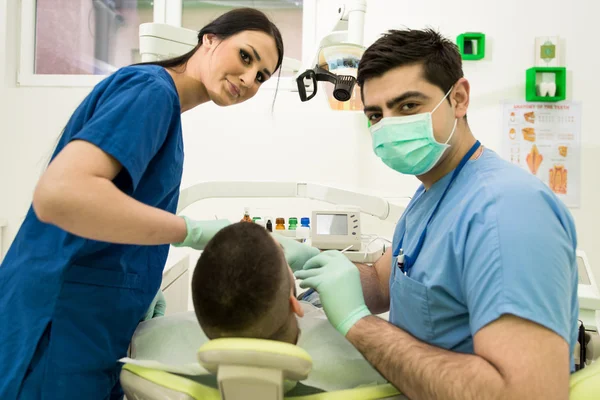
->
xmin=173 ymin=216 xmax=231 ymax=250
xmin=294 ymin=251 xmax=371 ymax=336
xmin=143 ymin=290 xmax=166 ymax=321
xmin=272 ymin=233 xmax=320 ymax=272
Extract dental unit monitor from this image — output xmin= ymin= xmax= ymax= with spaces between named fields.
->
xmin=311 ymin=210 xmax=361 ymax=251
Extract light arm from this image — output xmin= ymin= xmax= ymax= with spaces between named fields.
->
xmin=177 ymin=181 xmax=405 ymax=223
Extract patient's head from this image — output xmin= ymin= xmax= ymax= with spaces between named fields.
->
xmin=192 ymin=222 xmax=304 ymax=344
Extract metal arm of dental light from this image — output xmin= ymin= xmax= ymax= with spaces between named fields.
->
xmin=175 ymin=181 xmax=405 ymax=224
xmin=320 ymin=0 xmax=367 ymax=49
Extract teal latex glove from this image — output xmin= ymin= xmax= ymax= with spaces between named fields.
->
xmin=272 ymin=233 xmax=320 ymax=272
xmin=173 ymin=217 xmax=231 ymax=250
xmin=143 ymin=290 xmax=166 ymax=321
xmin=294 ymin=251 xmax=371 ymax=336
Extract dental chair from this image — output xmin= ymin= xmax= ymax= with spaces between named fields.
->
xmin=120 ymin=338 xmax=600 ymax=400
xmin=570 ymin=361 xmax=600 ymax=399
xmin=120 ymin=338 xmax=404 ymax=400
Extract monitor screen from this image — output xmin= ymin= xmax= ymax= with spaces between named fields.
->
xmin=577 ymin=256 xmax=590 ymax=285
xmin=316 ymin=214 xmax=348 ymax=235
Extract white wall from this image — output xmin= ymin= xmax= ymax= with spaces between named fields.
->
xmin=1 ymin=0 xmax=598 ymax=280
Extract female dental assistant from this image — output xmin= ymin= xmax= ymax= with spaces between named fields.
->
xmin=0 ymin=8 xmax=283 ymax=400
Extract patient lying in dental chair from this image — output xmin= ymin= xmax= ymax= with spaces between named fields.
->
xmin=124 ymin=223 xmax=388 ymax=393
xmin=192 ymin=222 xmax=304 ymax=344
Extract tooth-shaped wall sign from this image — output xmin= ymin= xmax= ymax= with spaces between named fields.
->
xmin=537 ymin=82 xmax=557 ymax=97
xmin=526 ymin=67 xmax=566 ymax=102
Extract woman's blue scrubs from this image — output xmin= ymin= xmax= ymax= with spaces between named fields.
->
xmin=0 ymin=65 xmax=183 ymax=399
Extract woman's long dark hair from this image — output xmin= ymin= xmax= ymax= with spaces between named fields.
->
xmin=145 ymin=8 xmax=284 ymax=74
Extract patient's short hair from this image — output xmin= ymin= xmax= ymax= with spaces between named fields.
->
xmin=192 ymin=222 xmax=290 ymax=339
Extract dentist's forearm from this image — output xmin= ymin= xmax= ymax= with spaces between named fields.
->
xmin=356 ymin=263 xmax=389 ymax=314
xmin=346 ymin=316 xmax=507 ymax=400
xmin=355 ymin=248 xmax=392 ymax=314
xmin=33 ymin=175 xmax=187 ymax=245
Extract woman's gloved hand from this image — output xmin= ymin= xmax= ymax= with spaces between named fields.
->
xmin=173 ymin=216 xmax=231 ymax=250
xmin=143 ymin=290 xmax=166 ymax=321
xmin=272 ymin=233 xmax=320 ymax=272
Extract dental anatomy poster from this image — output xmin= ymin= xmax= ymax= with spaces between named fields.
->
xmin=502 ymin=102 xmax=581 ymax=207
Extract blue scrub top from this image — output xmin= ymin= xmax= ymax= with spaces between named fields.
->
xmin=389 ymin=149 xmax=579 ymax=368
xmin=0 ymin=65 xmax=183 ymax=398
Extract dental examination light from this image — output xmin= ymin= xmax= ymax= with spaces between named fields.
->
xmin=296 ymin=0 xmax=366 ymax=108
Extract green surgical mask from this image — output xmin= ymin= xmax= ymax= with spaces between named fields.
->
xmin=369 ymin=87 xmax=457 ymax=175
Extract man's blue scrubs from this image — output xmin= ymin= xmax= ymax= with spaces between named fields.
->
xmin=389 ymin=149 xmax=579 ymax=369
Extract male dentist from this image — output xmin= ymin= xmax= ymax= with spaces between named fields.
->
xmin=288 ymin=29 xmax=578 ymax=400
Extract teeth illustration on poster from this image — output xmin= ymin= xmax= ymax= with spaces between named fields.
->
xmin=502 ymin=102 xmax=581 ymax=207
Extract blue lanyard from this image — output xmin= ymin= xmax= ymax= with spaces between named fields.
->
xmin=395 ymin=141 xmax=481 ymax=275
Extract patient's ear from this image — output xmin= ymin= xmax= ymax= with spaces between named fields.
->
xmin=290 ymin=295 xmax=304 ymax=317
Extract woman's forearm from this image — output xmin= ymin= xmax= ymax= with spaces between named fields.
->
xmin=33 ymin=175 xmax=187 ymax=245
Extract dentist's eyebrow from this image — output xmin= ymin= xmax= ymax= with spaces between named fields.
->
xmin=248 ymin=44 xmax=272 ymax=78
xmin=363 ymin=105 xmax=382 ymax=113
xmin=385 ymin=91 xmax=430 ymax=109
xmin=363 ymin=91 xmax=430 ymax=113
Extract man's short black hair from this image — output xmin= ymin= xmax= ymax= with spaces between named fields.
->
xmin=357 ymin=29 xmax=464 ymax=99
xmin=192 ymin=222 xmax=289 ymax=339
